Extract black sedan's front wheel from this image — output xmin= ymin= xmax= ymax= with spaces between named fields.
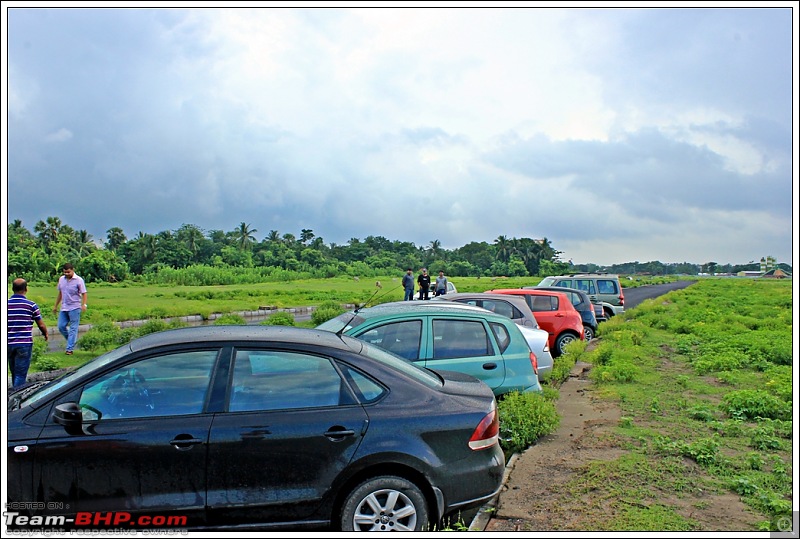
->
xmin=340 ymin=476 xmax=429 ymax=531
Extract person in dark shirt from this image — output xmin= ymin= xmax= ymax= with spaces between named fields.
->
xmin=417 ymin=268 xmax=431 ymax=300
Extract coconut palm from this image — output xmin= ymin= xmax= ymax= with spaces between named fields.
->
xmin=234 ymin=222 xmax=258 ymax=250
xmin=106 ymin=227 xmax=127 ymax=252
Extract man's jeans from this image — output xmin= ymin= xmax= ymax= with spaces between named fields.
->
xmin=8 ymin=345 xmax=33 ymax=388
xmin=58 ymin=308 xmax=82 ymax=352
xmin=404 ymin=288 xmax=415 ymax=301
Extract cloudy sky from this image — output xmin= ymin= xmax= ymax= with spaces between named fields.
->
xmin=3 ymin=5 xmax=797 ymax=267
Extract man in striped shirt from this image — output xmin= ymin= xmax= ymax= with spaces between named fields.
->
xmin=7 ymin=278 xmax=49 ymax=388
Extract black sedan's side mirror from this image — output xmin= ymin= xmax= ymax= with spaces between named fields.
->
xmin=53 ymin=402 xmax=86 ymax=435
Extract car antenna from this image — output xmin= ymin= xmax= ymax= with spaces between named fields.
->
xmin=335 ymin=281 xmax=398 ymax=338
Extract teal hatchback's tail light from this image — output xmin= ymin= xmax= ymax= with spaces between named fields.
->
xmin=468 ymin=405 xmax=499 ymax=450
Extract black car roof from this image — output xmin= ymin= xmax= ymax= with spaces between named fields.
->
xmin=128 ymin=325 xmax=359 ymax=353
xmin=527 ymin=285 xmax=590 ymax=299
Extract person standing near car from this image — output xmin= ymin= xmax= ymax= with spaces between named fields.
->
xmin=8 ymin=278 xmax=49 ymax=388
xmin=53 ymin=263 xmax=87 ymax=356
xmin=434 ymin=271 xmax=449 ymax=296
xmin=417 ymin=268 xmax=431 ymax=300
xmin=402 ymin=268 xmax=415 ymax=301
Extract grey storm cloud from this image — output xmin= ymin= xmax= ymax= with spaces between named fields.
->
xmin=4 ymin=6 xmax=795 ymax=266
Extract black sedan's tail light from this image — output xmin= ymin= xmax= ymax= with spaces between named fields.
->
xmin=468 ymin=406 xmax=499 ymax=450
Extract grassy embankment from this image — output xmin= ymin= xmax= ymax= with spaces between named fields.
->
xmin=542 ymin=278 xmax=794 ymax=531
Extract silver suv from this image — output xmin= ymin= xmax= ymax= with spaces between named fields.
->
xmin=537 ymin=273 xmax=625 ymax=319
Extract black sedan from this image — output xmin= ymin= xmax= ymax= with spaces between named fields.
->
xmin=7 ymin=326 xmax=504 ymax=532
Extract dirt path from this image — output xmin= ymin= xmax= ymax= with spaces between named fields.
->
xmin=481 ymin=360 xmax=758 ymax=532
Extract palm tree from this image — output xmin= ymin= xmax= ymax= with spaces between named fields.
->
xmin=266 ymin=230 xmax=281 ymax=243
xmin=234 ymin=222 xmax=258 ymax=250
xmin=135 ymin=232 xmax=158 ymax=264
xmin=106 ymin=227 xmax=127 ymax=251
xmin=494 ymin=235 xmax=510 ymax=262
xmin=300 ymin=229 xmax=315 ymax=244
xmin=428 ymin=239 xmax=442 ymax=259
xmin=74 ymin=230 xmax=95 ymax=257
xmin=34 ymin=216 xmax=62 ymax=246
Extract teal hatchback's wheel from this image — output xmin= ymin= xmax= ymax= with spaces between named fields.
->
xmin=340 ymin=476 xmax=428 ymax=531
xmin=555 ymin=332 xmax=579 ymax=356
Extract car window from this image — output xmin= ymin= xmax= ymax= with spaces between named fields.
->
xmin=78 ymin=350 xmax=218 ymax=421
xmin=355 ymin=320 xmax=422 ymax=361
xmin=573 ymin=279 xmax=596 ymax=294
xmin=432 ymin=319 xmax=491 ymax=359
xmin=229 ymin=351 xmax=344 ymax=412
xmin=530 ymin=295 xmax=556 ymax=312
xmin=489 ymin=322 xmax=511 ymax=354
xmin=338 ymin=364 xmax=386 ymax=403
xmin=597 ymin=280 xmax=618 ymax=294
xmin=482 ymin=300 xmax=515 ymax=319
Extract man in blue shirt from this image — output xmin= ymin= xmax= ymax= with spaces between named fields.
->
xmin=7 ymin=278 xmax=49 ymax=388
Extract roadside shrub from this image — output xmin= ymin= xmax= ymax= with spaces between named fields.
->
xmin=311 ymin=301 xmax=345 ymax=325
xmin=136 ymin=319 xmax=172 ymax=336
xmin=32 ymin=338 xmax=48 ymax=364
xmin=33 ymin=355 xmax=61 ymax=372
xmin=498 ymin=391 xmax=560 ymax=454
xmin=720 ymin=390 xmax=791 ymax=421
xmin=214 ymin=314 xmax=247 ymax=325
xmin=78 ymin=321 xmax=122 ymax=352
xmin=589 ymin=342 xmax=615 ymax=366
xmin=591 ymin=358 xmax=640 ymax=384
xmin=261 ymin=312 xmax=295 ymax=326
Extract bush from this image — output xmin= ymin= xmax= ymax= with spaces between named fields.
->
xmin=33 ymin=355 xmax=61 ymax=372
xmin=311 ymin=301 xmax=345 ymax=325
xmin=720 ymin=390 xmax=791 ymax=421
xmin=213 ymin=314 xmax=247 ymax=325
xmin=77 ymin=321 xmax=122 ymax=352
xmin=498 ymin=391 xmax=561 ymax=454
xmin=261 ymin=312 xmax=296 ymax=326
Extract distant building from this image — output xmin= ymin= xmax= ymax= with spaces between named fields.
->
xmin=760 ymin=269 xmax=791 ymax=279
xmin=737 ymin=271 xmax=763 ymax=277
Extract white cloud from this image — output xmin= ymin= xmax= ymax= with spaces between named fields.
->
xmin=44 ymin=128 xmax=73 ymax=143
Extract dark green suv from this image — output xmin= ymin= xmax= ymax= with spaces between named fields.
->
xmin=537 ymin=273 xmax=625 ymax=319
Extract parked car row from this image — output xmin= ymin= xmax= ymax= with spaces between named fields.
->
xmin=7 ymin=276 xmax=622 ymax=532
xmin=7 ymin=326 xmax=505 ymax=531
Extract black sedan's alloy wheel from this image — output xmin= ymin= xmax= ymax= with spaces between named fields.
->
xmin=340 ymin=476 xmax=429 ymax=531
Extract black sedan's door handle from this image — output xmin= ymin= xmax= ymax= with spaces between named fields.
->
xmin=170 ymin=434 xmax=204 ymax=451
xmin=324 ymin=426 xmax=356 ymax=441
xmin=482 ymin=362 xmax=498 ymax=370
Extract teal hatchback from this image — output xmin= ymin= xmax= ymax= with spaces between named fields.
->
xmin=317 ymin=301 xmax=542 ymax=397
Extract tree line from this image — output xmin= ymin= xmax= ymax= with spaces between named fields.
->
xmin=6 ymin=216 xmax=776 ymax=285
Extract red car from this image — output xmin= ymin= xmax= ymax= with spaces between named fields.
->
xmin=488 ymin=289 xmax=584 ymax=357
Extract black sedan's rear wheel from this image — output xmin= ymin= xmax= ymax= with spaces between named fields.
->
xmin=340 ymin=476 xmax=429 ymax=531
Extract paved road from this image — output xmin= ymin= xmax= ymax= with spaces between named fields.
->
xmin=621 ymin=279 xmax=697 ymax=310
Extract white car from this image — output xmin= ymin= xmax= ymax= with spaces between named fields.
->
xmin=518 ymin=325 xmax=554 ymax=382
